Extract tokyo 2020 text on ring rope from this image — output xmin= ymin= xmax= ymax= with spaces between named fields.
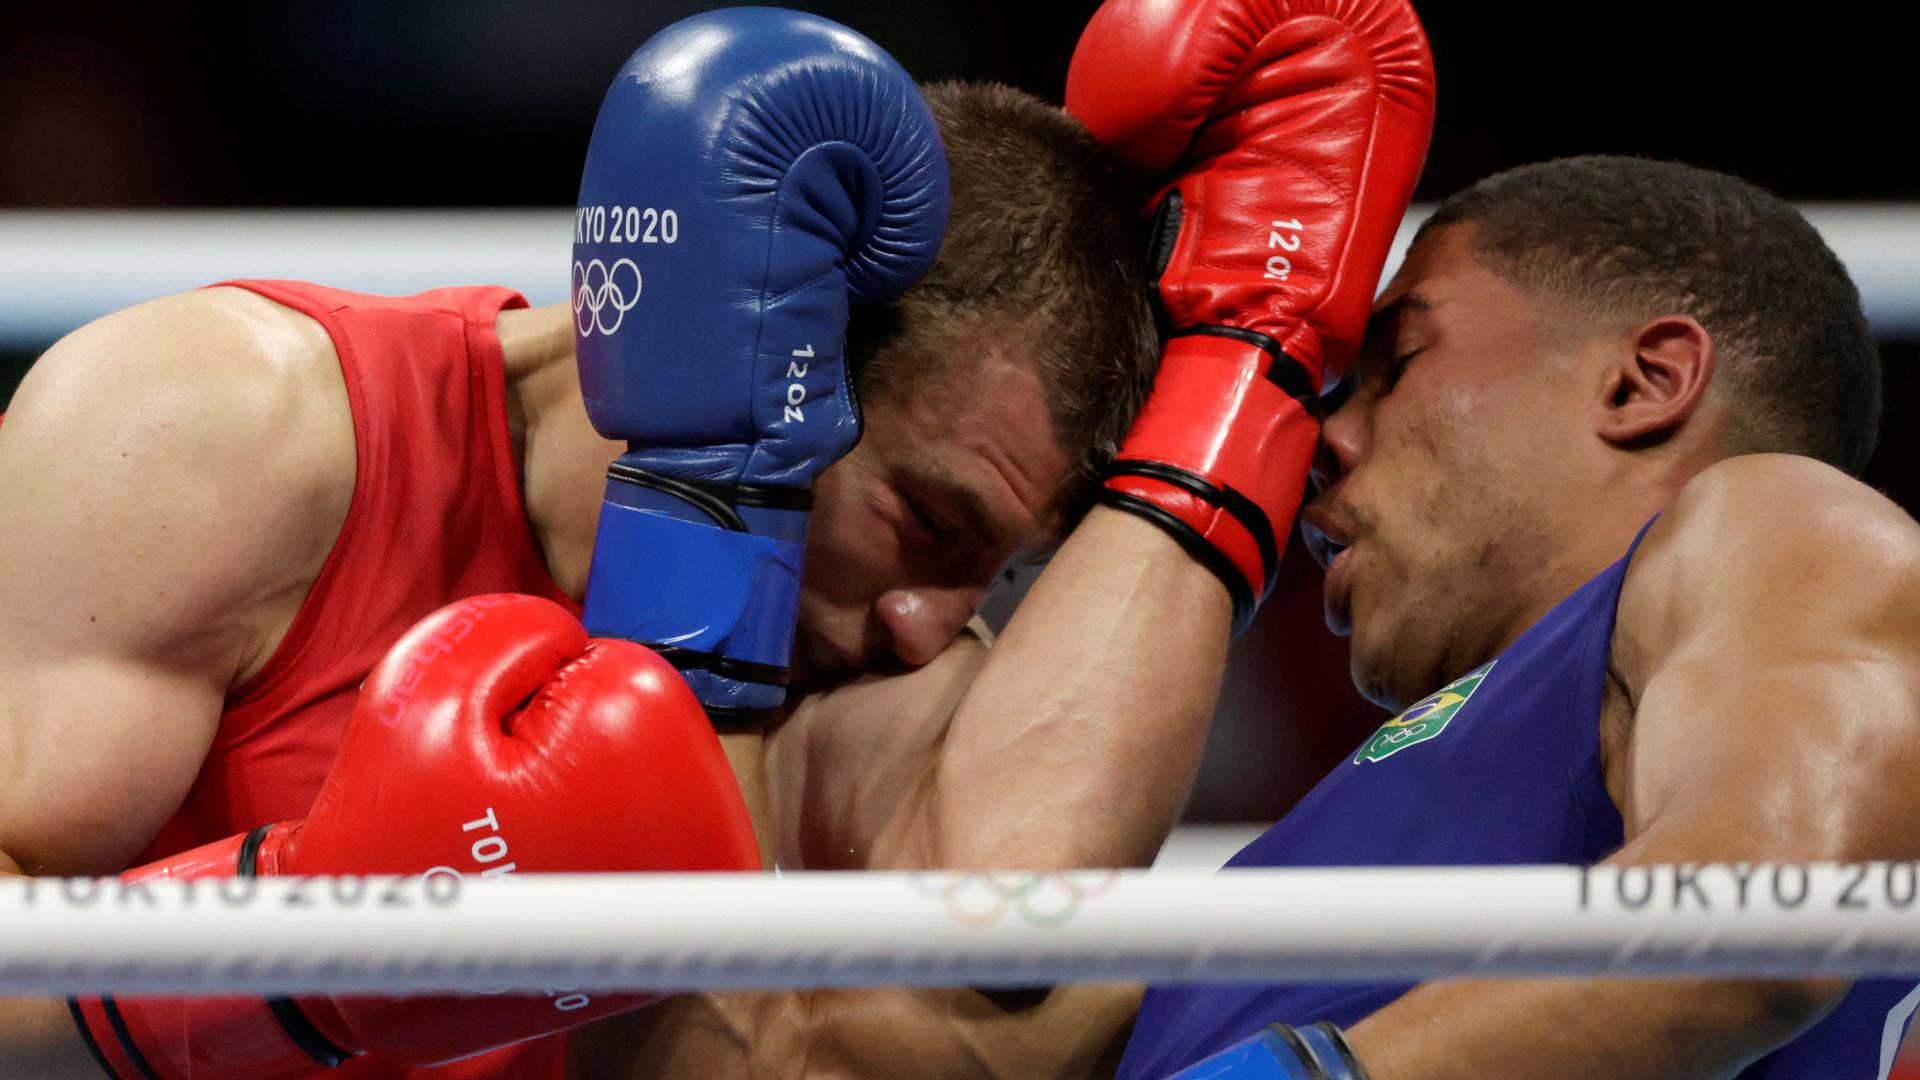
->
xmin=3 ymin=863 xmax=1919 ymax=997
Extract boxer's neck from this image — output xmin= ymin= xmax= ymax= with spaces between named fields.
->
xmin=495 ymin=302 xmax=619 ymax=601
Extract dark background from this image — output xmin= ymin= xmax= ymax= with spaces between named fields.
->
xmin=4 ymin=1 xmax=1916 ymax=821
xmin=9 ymin=3 xmax=1918 ymax=208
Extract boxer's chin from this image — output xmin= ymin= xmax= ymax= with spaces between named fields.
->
xmin=1345 ymin=601 xmax=1410 ymax=712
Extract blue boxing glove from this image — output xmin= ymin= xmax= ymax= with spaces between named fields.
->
xmin=1164 ymin=1023 xmax=1368 ymax=1080
xmin=572 ymin=8 xmax=949 ymax=722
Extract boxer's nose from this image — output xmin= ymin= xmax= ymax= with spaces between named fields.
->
xmin=875 ymin=584 xmax=985 ymax=668
xmin=1317 ymin=397 xmax=1367 ymax=488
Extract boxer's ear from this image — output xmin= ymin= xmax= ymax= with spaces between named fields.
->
xmin=1594 ymin=315 xmax=1714 ymax=449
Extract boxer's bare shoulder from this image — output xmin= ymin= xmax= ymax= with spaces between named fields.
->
xmin=0 ymin=287 xmax=355 ymax=874
xmin=1605 ymin=452 xmax=1920 ymax=850
xmin=4 ymin=287 xmax=356 ymax=670
xmin=1617 ymin=453 xmax=1920 ymax=665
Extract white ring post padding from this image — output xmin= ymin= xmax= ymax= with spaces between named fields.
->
xmin=3 ymin=204 xmax=1919 ymax=350
xmin=3 ymin=864 xmax=1919 ymax=996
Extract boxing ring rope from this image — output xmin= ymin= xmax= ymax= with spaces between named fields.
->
xmin=4 ymin=204 xmax=1920 ymax=350
xmin=4 ymin=864 xmax=1920 ymax=996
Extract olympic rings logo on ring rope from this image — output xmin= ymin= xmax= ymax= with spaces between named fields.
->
xmin=907 ymin=870 xmax=1123 ymax=929
xmin=572 ymin=257 xmax=642 ymax=336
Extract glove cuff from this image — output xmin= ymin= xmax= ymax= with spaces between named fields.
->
xmin=1099 ymin=469 xmax=1265 ymax=634
xmin=1102 ymin=335 xmax=1320 ymax=634
xmin=1162 ymin=1021 xmax=1368 ymax=1080
xmin=583 ymin=466 xmax=806 ymax=724
xmin=1280 ymin=1021 xmax=1369 ymax=1080
xmin=70 ymin=826 xmax=359 ymax=1080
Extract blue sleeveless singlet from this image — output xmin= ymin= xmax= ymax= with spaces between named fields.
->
xmin=1119 ymin=520 xmax=1920 ymax=1079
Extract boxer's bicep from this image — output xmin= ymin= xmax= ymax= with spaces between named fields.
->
xmin=0 ymin=661 xmax=223 ymax=875
xmin=0 ymin=290 xmax=353 ymax=873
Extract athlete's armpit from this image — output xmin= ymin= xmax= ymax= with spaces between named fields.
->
xmin=761 ymin=630 xmax=991 ymax=871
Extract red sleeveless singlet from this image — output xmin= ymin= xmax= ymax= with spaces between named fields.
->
xmin=138 ymin=280 xmax=579 ymax=1079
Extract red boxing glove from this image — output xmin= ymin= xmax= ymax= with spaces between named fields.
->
xmin=1067 ymin=0 xmax=1435 ymax=631
xmin=73 ymin=594 xmax=760 ymax=1078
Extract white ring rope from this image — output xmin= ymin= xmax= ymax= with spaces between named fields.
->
xmin=4 ymin=863 xmax=1919 ymax=997
xmin=3 ymin=204 xmax=1920 ymax=349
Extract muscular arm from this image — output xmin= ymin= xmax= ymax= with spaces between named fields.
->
xmin=785 ymin=510 xmax=1224 ymax=1074
xmin=1345 ymin=455 xmax=1920 ymax=1079
xmin=576 ymin=510 xmax=1228 ymax=1079
xmin=0 ymin=289 xmax=353 ymax=1072
xmin=777 ymin=507 xmax=1231 ymax=872
xmin=918 ymin=509 xmax=1231 ymax=867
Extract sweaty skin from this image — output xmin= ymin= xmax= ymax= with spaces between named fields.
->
xmin=0 ymin=290 xmax=1227 ymax=1078
xmin=1305 ymin=226 xmax=1920 ymax=1079
xmin=0 ymin=288 xmax=356 ymax=1076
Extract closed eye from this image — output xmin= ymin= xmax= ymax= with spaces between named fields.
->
xmin=1384 ymin=348 xmax=1424 ymax=390
xmin=905 ymin=497 xmax=946 ymax=541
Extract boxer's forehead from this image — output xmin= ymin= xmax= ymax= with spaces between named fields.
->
xmin=884 ymin=344 xmax=1074 ymax=558
xmin=1360 ymin=223 xmax=1539 ymax=375
xmin=1372 ymin=222 xmax=1479 ymax=318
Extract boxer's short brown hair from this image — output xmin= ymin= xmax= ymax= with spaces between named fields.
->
xmin=847 ymin=81 xmax=1159 ymax=489
xmin=1422 ymin=155 xmax=1882 ymax=475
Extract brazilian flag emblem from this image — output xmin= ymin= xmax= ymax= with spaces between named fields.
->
xmin=1355 ymin=660 xmax=1496 ymax=764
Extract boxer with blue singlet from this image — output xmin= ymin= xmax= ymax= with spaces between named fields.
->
xmin=1099 ymin=139 xmax=1920 ymax=1080
xmin=1039 ymin=1 xmax=1920 ymax=1073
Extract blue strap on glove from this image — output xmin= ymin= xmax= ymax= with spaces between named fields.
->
xmin=583 ymin=475 xmax=805 ymax=699
xmin=571 ymin=7 xmax=949 ymax=723
xmin=1163 ymin=1022 xmax=1368 ymax=1080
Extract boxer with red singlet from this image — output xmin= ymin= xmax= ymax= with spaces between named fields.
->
xmin=0 ymin=1 xmax=1434 ymax=1077
xmin=7 ymin=9 xmax=954 ymax=1076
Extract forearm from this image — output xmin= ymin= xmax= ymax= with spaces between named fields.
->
xmin=1341 ymin=825 xmax=1850 ymax=1077
xmin=0 ymin=862 xmax=104 ymax=1078
xmin=572 ymin=983 xmax=1143 ymax=1080
xmin=924 ymin=507 xmax=1231 ymax=868
xmin=1346 ymin=975 xmax=1842 ymax=1080
xmin=0 ymin=997 xmax=101 ymax=1079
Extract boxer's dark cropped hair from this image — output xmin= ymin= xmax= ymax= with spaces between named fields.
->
xmin=847 ymin=81 xmax=1159 ymax=485
xmin=1423 ymin=155 xmax=1882 ymax=475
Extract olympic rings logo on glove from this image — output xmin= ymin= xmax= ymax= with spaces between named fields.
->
xmin=572 ymin=257 xmax=642 ymax=336
xmin=907 ymin=870 xmax=1123 ymax=929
